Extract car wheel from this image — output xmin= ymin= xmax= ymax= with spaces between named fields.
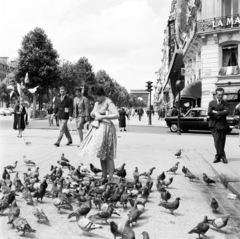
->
xmin=226 ymin=128 xmax=232 ymax=134
xmin=170 ymin=124 xmax=178 ymax=132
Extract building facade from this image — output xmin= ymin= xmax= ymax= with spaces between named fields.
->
xmin=197 ymin=0 xmax=240 ymax=113
xmin=0 ymin=57 xmax=17 ymax=82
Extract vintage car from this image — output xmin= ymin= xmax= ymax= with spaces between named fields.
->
xmin=0 ymin=108 xmax=13 ymax=116
xmin=165 ymin=107 xmax=239 ymax=134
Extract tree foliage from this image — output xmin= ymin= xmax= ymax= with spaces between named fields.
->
xmin=16 ymin=27 xmax=60 ymax=94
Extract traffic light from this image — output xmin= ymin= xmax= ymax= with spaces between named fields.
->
xmin=146 ymin=81 xmax=153 ymax=92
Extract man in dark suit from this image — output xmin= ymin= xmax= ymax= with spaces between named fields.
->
xmin=53 ymin=86 xmax=73 ymax=147
xmin=208 ymin=88 xmax=229 ymax=164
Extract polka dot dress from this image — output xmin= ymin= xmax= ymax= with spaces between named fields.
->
xmin=78 ymin=98 xmax=117 ymax=160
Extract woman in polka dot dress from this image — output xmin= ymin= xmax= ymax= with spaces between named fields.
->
xmin=78 ymin=85 xmax=119 ymax=181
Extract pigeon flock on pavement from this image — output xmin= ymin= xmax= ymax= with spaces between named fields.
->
xmin=0 ymin=149 xmax=232 ymax=238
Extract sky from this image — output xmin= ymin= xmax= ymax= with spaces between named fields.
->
xmin=0 ymin=0 xmax=172 ymax=91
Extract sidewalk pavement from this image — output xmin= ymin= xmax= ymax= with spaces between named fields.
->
xmin=0 ymin=123 xmax=240 ymax=238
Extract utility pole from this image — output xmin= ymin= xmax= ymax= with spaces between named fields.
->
xmin=146 ymin=81 xmax=153 ymax=125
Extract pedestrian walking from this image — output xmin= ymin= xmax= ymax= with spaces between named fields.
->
xmin=13 ymin=100 xmax=26 ymax=138
xmin=53 ymin=86 xmax=73 ymax=147
xmin=137 ymin=107 xmax=144 ymax=121
xmin=208 ymin=88 xmax=229 ymax=164
xmin=73 ymin=87 xmax=89 ymax=146
xmin=118 ymin=107 xmax=128 ymax=131
xmin=78 ymin=85 xmax=119 ymax=182
xmin=24 ymin=103 xmax=29 ymax=126
xmin=46 ymin=104 xmax=54 ymax=126
xmin=52 ymin=92 xmax=59 ymax=126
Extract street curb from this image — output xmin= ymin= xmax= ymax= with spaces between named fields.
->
xmin=201 ymin=156 xmax=240 ymax=200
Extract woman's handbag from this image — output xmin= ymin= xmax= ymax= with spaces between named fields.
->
xmin=91 ymin=120 xmax=100 ymax=128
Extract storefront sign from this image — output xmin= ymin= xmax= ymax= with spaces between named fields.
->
xmin=212 ymin=16 xmax=240 ymax=28
xmin=197 ymin=14 xmax=240 ymax=33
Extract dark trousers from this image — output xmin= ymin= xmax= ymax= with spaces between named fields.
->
xmin=211 ymin=128 xmax=226 ymax=159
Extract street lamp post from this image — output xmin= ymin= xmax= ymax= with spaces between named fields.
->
xmin=146 ymin=81 xmax=153 ymax=125
xmin=175 ymin=79 xmax=185 ymax=135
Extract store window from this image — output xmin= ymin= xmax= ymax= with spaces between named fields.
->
xmin=222 ymin=45 xmax=238 ymax=67
xmin=222 ymin=0 xmax=239 ymax=16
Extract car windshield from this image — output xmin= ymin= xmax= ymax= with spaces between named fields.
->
xmin=185 ymin=109 xmax=207 ymax=117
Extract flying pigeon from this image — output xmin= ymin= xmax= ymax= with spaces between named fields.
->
xmin=175 ymin=149 xmax=181 ymax=158
xmin=166 ymin=162 xmax=179 ymax=174
xmin=203 ymin=173 xmax=216 ymax=186
xmin=7 ymin=85 xmax=14 ymax=91
xmin=188 ymin=216 xmax=209 ymax=238
xmin=28 ymin=85 xmax=39 ymax=94
xmin=208 ymin=215 xmax=230 ymax=229
xmin=211 ymin=198 xmax=219 ymax=213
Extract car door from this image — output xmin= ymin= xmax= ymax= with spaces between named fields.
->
xmin=181 ymin=110 xmax=198 ymax=130
xmin=197 ymin=110 xmax=209 ymax=130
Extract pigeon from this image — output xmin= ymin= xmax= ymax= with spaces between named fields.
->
xmin=8 ymin=200 xmax=20 ymax=224
xmin=203 ymin=173 xmax=216 ymax=186
xmin=142 ymin=231 xmax=150 ymax=239
xmin=162 ymin=177 xmax=173 ymax=188
xmin=4 ymin=161 xmax=18 ymax=172
xmin=175 ymin=149 xmax=181 ymax=158
xmin=211 ymin=198 xmax=219 ymax=213
xmin=79 ymin=163 xmax=90 ymax=174
xmin=12 ymin=216 xmax=36 ymax=235
xmin=157 ymin=171 xmax=165 ymax=181
xmin=89 ymin=205 xmax=120 ymax=224
xmin=161 ymin=190 xmax=171 ymax=202
xmin=23 ymin=156 xmax=35 ymax=166
xmin=0 ymin=193 xmax=10 ymax=214
xmin=52 ymin=197 xmax=73 ymax=213
xmin=57 ymin=160 xmax=71 ymax=167
xmin=32 ymin=200 xmax=49 ymax=222
xmin=22 ymin=186 xmax=33 ymax=205
xmin=186 ymin=170 xmax=200 ymax=181
xmin=61 ymin=153 xmax=69 ymax=162
xmin=114 ymin=168 xmax=127 ymax=178
xmin=32 ymin=179 xmax=48 ymax=201
xmin=114 ymin=163 xmax=126 ymax=174
xmin=90 ymin=163 xmax=102 ymax=175
xmin=158 ymin=197 xmax=180 ymax=215
xmin=68 ymin=197 xmax=92 ymax=219
xmin=133 ymin=167 xmax=139 ymax=181
xmin=140 ymin=167 xmax=156 ymax=178
xmin=28 ymin=85 xmax=39 ymax=94
xmin=2 ymin=168 xmax=10 ymax=180
xmin=182 ymin=166 xmax=188 ymax=176
xmin=122 ymin=219 xmax=135 ymax=239
xmin=76 ymin=216 xmax=103 ymax=234
xmin=110 ymin=221 xmax=124 ymax=239
xmin=166 ymin=162 xmax=179 ymax=174
xmin=208 ymin=215 xmax=230 ymax=229
xmin=24 ymin=138 xmax=32 ymax=145
xmin=188 ymin=216 xmax=209 ymax=238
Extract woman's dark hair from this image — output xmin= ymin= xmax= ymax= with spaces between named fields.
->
xmin=74 ymin=87 xmax=82 ymax=93
xmin=89 ymin=84 xmax=106 ymax=96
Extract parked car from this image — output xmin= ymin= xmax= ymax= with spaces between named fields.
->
xmin=0 ymin=108 xmax=13 ymax=116
xmin=165 ymin=107 xmax=239 ymax=134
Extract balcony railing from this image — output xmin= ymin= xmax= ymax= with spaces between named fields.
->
xmin=197 ymin=14 xmax=240 ymax=33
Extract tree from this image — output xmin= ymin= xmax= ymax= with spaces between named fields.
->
xmin=16 ymin=27 xmax=60 ymax=116
xmin=74 ymin=57 xmax=96 ymax=97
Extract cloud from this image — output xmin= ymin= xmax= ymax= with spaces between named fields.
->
xmin=0 ymin=0 xmax=172 ymax=91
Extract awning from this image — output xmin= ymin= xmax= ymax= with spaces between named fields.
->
xmin=177 ymin=80 xmax=202 ymax=99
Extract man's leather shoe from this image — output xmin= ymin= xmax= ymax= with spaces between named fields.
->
xmin=66 ymin=141 xmax=72 ymax=146
xmin=222 ymin=157 xmax=228 ymax=164
xmin=54 ymin=143 xmax=59 ymax=147
xmin=213 ymin=158 xmax=220 ymax=163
